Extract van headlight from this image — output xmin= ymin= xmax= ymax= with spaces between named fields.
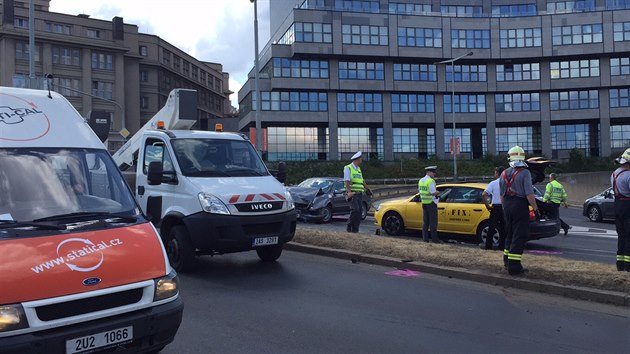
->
xmin=198 ymin=193 xmax=230 ymax=215
xmin=285 ymin=190 xmax=295 ymax=210
xmin=154 ymin=271 xmax=179 ymax=301
xmin=0 ymin=304 xmax=28 ymax=332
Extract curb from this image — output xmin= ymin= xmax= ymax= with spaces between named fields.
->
xmin=285 ymin=242 xmax=630 ymax=307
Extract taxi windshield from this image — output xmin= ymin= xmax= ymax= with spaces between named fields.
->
xmin=0 ymin=148 xmax=138 ymax=222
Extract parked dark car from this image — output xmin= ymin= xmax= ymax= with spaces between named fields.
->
xmin=287 ymin=177 xmax=371 ymax=223
xmin=583 ymin=188 xmax=615 ymax=222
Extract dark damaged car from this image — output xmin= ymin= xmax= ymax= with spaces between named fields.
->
xmin=287 ymin=177 xmax=371 ymax=223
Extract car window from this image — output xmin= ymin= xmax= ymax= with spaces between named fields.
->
xmin=333 ymin=180 xmax=344 ymax=193
xmin=446 ymin=187 xmax=483 ymax=204
xmin=437 ymin=187 xmax=452 ymax=203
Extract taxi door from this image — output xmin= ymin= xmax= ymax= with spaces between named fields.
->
xmin=439 ymin=186 xmax=486 ymax=234
xmin=404 ymin=194 xmax=424 ymax=230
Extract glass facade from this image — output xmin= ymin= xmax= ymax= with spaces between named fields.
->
xmin=391 ymin=94 xmax=435 ymax=113
xmin=496 ymin=63 xmax=540 ymax=81
xmin=611 ymin=57 xmax=630 ymax=76
xmin=267 ymin=127 xmax=326 ymax=161
xmin=335 ymin=0 xmax=380 ymax=13
xmin=613 ymin=22 xmax=630 ymax=41
xmin=550 ymin=59 xmax=600 ymax=79
xmin=338 ymin=128 xmax=376 ymax=157
xmin=272 ymin=58 xmax=329 ymax=78
xmin=444 ymin=95 xmax=486 ymax=113
xmin=496 ymin=126 xmax=541 ymax=154
xmin=610 ymin=88 xmax=630 ymax=108
xmin=495 ymin=93 xmax=540 ymax=112
xmin=339 ymin=62 xmax=384 ymax=80
xmin=393 ymin=63 xmax=437 ymax=81
xmin=547 ymin=0 xmax=595 ymax=13
xmin=451 ymin=30 xmax=490 ymax=48
xmin=552 ymin=24 xmax=603 ymax=45
xmin=259 ymin=91 xmax=328 ymax=111
xmin=397 ymin=27 xmax=442 ymax=47
xmin=445 ymin=64 xmax=487 ymax=82
xmin=500 ymin=28 xmax=542 ymax=48
xmin=337 ymin=93 xmax=383 ymax=112
xmin=608 ymin=0 xmax=630 ymax=10
xmin=551 ymin=124 xmax=590 ymax=153
xmin=279 ymin=23 xmax=333 ymax=45
xmin=611 ymin=125 xmax=630 ymax=148
xmin=389 ymin=3 xmax=432 ymax=15
xmin=342 ymin=25 xmax=388 ymax=45
xmin=444 ymin=128 xmax=472 ymax=153
xmin=492 ymin=4 xmax=537 ymax=17
xmin=440 ymin=5 xmax=483 ymax=17
xmin=550 ymin=90 xmax=599 ymax=110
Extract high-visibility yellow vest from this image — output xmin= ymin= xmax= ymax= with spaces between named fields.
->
xmin=544 ymin=180 xmax=567 ymax=204
xmin=345 ymin=164 xmax=365 ymax=192
xmin=418 ymin=177 xmax=435 ymax=204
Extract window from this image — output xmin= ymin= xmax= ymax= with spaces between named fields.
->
xmin=339 ymin=62 xmax=384 ymax=80
xmin=51 ymin=77 xmax=80 ymax=97
xmin=388 ymin=3 xmax=431 ymax=15
xmin=496 ymin=63 xmax=540 ymax=81
xmin=451 ymin=30 xmax=490 ymax=48
xmin=45 ymin=22 xmax=72 ymax=34
xmin=393 ymin=64 xmax=436 ymax=81
xmin=279 ymin=22 xmax=333 ymax=44
xmin=140 ymin=96 xmax=149 ymax=109
xmin=496 ymin=126 xmax=541 ymax=154
xmin=550 ymin=60 xmax=599 ymax=79
xmin=342 ymin=25 xmax=388 ymax=45
xmin=87 ymin=29 xmax=102 ymax=39
xmin=337 ymin=93 xmax=383 ymax=112
xmin=397 ymin=27 xmax=442 ymax=47
xmin=183 ymin=61 xmax=190 ymax=76
xmin=15 ymin=42 xmax=40 ymax=62
xmin=91 ymin=81 xmax=113 ymax=100
xmin=607 ymin=0 xmax=630 ymax=10
xmin=444 ymin=128 xmax=472 ymax=153
xmin=140 ymin=70 xmax=149 ymax=82
xmin=491 ymin=4 xmax=537 ymax=17
xmin=500 ymin=28 xmax=542 ymax=48
xmin=272 ymin=58 xmax=329 ymax=78
xmin=552 ymin=24 xmax=603 ymax=45
xmin=495 ymin=93 xmax=540 ymax=112
xmin=547 ymin=0 xmax=595 ymax=13
xmin=334 ymin=0 xmax=380 ymax=12
xmin=610 ymin=88 xmax=630 ymax=108
xmin=611 ymin=57 xmax=630 ymax=76
xmin=192 ymin=66 xmax=198 ymax=81
xmin=611 ymin=125 xmax=630 ymax=148
xmin=446 ymin=64 xmax=487 ymax=82
xmin=143 ymin=139 xmax=175 ymax=175
xmin=391 ymin=128 xmax=420 ymax=153
xmin=550 ymin=90 xmax=599 ymax=110
xmin=162 ymin=49 xmax=171 ymax=66
xmin=613 ymin=22 xmax=630 ymax=42
xmin=440 ymin=5 xmax=483 ymax=17
xmin=267 ymin=127 xmax=325 ymax=161
xmin=139 ymin=45 xmax=148 ymax=56
xmin=91 ymin=52 xmax=113 ymax=70
xmin=551 ymin=124 xmax=590 ymax=151
xmin=338 ymin=128 xmax=374 ymax=156
xmin=300 ymin=0 xmax=326 ymax=10
xmin=391 ymin=94 xmax=434 ymax=113
xmin=14 ymin=17 xmax=29 ymax=29
xmin=443 ymin=94 xmax=486 ymax=113
xmin=52 ymin=47 xmax=80 ymax=66
xmin=257 ymin=91 xmax=327 ymax=112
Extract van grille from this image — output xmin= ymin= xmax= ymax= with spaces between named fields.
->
xmin=36 ymin=288 xmax=144 ymax=321
xmin=242 ymin=222 xmax=282 ymax=237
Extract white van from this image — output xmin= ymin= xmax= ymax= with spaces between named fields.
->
xmin=0 ymin=87 xmax=183 ymax=353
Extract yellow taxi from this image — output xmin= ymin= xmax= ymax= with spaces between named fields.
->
xmin=374 ymin=183 xmax=560 ymax=245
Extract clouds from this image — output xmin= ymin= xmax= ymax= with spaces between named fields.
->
xmin=49 ymin=0 xmax=271 ymax=108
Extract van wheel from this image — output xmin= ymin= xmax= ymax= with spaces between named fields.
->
xmin=166 ymin=225 xmax=195 ymax=272
xmin=256 ymin=244 xmax=283 ymax=262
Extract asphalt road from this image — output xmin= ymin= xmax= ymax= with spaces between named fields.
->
xmin=161 ymin=250 xmax=630 ymax=354
xmin=298 ymin=205 xmax=619 ymax=264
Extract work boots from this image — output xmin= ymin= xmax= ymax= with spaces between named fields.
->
xmin=507 ymin=259 xmax=528 ymax=276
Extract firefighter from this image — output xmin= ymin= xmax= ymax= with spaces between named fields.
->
xmin=344 ymin=151 xmax=370 ymax=233
xmin=543 ymin=173 xmax=571 ymax=235
xmin=419 ymin=166 xmax=441 ymax=243
xmin=612 ymin=148 xmax=630 ymax=271
xmin=499 ymin=145 xmax=540 ymax=276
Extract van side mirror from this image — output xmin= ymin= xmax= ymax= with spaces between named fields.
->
xmin=147 ymin=161 xmax=163 ymax=185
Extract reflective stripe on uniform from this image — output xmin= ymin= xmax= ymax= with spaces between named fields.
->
xmin=504 ymin=249 xmax=509 ymax=256
xmin=618 ymin=254 xmax=625 ymax=261
xmin=507 ymin=253 xmax=523 ymax=261
xmin=625 ymin=255 xmax=630 ymax=262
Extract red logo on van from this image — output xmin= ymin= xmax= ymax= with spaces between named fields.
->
xmin=0 ymin=93 xmax=50 ymax=141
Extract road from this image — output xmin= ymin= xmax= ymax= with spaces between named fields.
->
xmin=298 ymin=204 xmax=618 ymax=264
xmin=162 ymin=251 xmax=630 ymax=353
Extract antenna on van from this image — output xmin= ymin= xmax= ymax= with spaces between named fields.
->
xmin=45 ymin=74 xmax=54 ymax=99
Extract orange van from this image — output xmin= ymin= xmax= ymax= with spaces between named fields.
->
xmin=0 ymin=87 xmax=183 ymax=353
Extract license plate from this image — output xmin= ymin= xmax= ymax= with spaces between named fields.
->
xmin=252 ymin=236 xmax=278 ymax=247
xmin=66 ymin=326 xmax=133 ymax=354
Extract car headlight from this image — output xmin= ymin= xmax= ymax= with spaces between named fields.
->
xmin=198 ymin=193 xmax=230 ymax=215
xmin=285 ymin=189 xmax=295 ymax=210
xmin=374 ymin=202 xmax=381 ymax=211
xmin=154 ymin=271 xmax=179 ymax=301
xmin=0 ymin=304 xmax=28 ymax=332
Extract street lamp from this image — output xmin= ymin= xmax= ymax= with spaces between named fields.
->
xmin=435 ymin=51 xmax=473 ymax=182
xmin=250 ymin=0 xmax=262 ymax=154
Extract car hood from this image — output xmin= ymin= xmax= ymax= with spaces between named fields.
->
xmin=287 ymin=186 xmax=325 ymax=204
xmin=378 ymin=196 xmax=414 ymax=209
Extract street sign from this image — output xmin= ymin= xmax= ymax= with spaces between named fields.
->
xmin=119 ymin=128 xmax=130 ymax=139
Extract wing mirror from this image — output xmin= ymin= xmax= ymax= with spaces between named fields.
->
xmin=147 ymin=161 xmax=163 ymax=185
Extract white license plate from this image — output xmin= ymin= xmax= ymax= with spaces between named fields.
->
xmin=66 ymin=326 xmax=133 ymax=354
xmin=252 ymin=236 xmax=279 ymax=247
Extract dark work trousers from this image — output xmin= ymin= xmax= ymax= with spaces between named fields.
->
xmin=502 ymin=196 xmax=530 ymax=274
xmin=484 ymin=204 xmax=505 ymax=250
xmin=614 ymin=198 xmax=630 ymax=271
xmin=547 ymin=203 xmax=570 ymax=232
xmin=346 ymin=192 xmax=364 ymax=233
xmin=422 ymin=202 xmax=439 ymax=242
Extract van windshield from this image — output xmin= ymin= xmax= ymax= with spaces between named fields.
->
xmin=0 ymin=148 xmax=138 ymax=222
xmin=171 ymin=138 xmax=269 ymax=177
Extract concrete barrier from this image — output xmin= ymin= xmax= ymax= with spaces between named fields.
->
xmin=557 ymin=172 xmax=611 ymax=206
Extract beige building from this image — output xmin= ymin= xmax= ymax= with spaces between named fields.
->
xmin=0 ymin=0 xmax=232 ymax=151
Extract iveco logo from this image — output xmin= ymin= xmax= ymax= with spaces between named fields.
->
xmin=82 ymin=277 xmax=101 ymax=286
xmin=251 ymin=203 xmax=273 ymax=211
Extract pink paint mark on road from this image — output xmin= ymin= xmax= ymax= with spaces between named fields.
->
xmin=527 ymin=250 xmax=562 ymax=255
xmin=384 ymin=269 xmax=420 ymax=277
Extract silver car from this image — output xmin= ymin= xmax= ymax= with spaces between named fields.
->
xmin=582 ymin=188 xmax=615 ymax=222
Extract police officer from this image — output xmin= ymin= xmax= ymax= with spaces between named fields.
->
xmin=344 ymin=151 xmax=370 ymax=233
xmin=481 ymin=166 xmax=505 ymax=250
xmin=612 ymin=148 xmax=630 ymax=271
xmin=419 ymin=166 xmax=441 ymax=243
xmin=499 ymin=145 xmax=539 ymax=276
xmin=543 ymin=173 xmax=571 ymax=235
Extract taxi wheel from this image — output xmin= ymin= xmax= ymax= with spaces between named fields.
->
xmin=382 ymin=212 xmax=404 ymax=236
xmin=167 ymin=225 xmax=196 ymax=272
xmin=257 ymin=244 xmax=283 ymax=262
xmin=587 ymin=205 xmax=602 ymax=222
xmin=476 ymin=221 xmax=498 ymax=246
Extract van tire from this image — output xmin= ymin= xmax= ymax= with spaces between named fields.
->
xmin=256 ymin=244 xmax=283 ymax=262
xmin=166 ymin=225 xmax=195 ymax=272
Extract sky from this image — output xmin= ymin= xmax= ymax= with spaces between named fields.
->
xmin=49 ymin=0 xmax=273 ymax=108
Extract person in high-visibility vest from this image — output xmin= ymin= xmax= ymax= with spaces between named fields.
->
xmin=543 ymin=173 xmax=571 ymax=235
xmin=612 ymin=148 xmax=630 ymax=271
xmin=344 ymin=151 xmax=370 ymax=233
xmin=418 ymin=166 xmax=441 ymax=243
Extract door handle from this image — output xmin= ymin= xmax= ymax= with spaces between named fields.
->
xmin=138 ymin=185 xmax=145 ymax=196
xmin=437 ymin=207 xmax=445 ymax=210
xmin=473 ymin=209 xmax=483 ymax=212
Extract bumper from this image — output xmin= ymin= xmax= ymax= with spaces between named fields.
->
xmin=183 ymin=210 xmax=297 ymax=254
xmin=296 ymin=208 xmax=325 ymax=222
xmin=528 ymin=218 xmax=561 ymax=241
xmin=1 ymin=296 xmax=183 ymax=354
